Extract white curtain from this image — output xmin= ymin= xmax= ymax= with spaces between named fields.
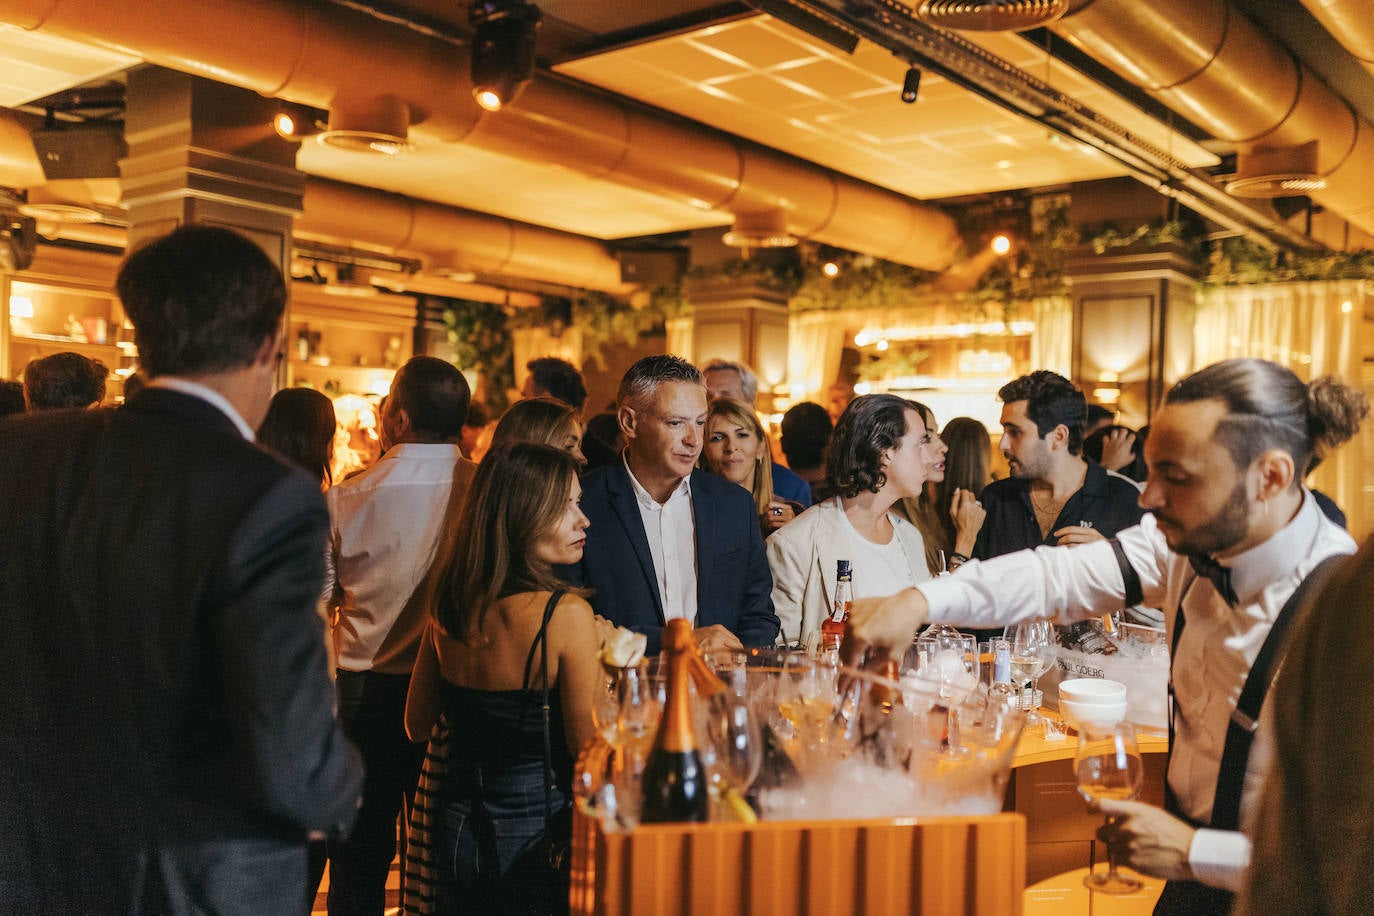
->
xmin=664 ymin=316 xmax=693 ymax=361
xmin=1031 ymin=296 xmax=1073 ymax=377
xmin=1194 ymin=280 xmax=1367 ymax=538
xmin=787 ymin=310 xmax=848 ymax=405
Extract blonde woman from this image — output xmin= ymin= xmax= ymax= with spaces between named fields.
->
xmin=699 ymin=397 xmax=799 ymax=536
xmin=489 ymin=396 xmax=585 ymax=465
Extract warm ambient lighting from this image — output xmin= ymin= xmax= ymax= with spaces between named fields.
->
xmin=470 ymin=0 xmax=542 ymax=113
xmin=822 ymin=261 xmax=840 ymax=278
xmin=9 ymin=295 xmax=33 ymax=318
xmin=991 ymin=234 xmax=1012 ymax=256
xmin=273 ymin=103 xmax=327 ymax=142
xmin=901 ymin=66 xmax=921 ymax=104
xmin=876 ymin=339 xmax=889 ymax=351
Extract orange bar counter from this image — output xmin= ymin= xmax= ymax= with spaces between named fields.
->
xmin=571 ymin=722 xmax=1167 ymax=915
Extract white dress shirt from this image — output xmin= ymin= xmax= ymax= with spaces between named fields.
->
xmin=918 ymin=493 xmax=1355 ymax=891
xmin=326 ymin=442 xmax=468 ymax=674
xmin=624 ymin=454 xmax=697 ymax=625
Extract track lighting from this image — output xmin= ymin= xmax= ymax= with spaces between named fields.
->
xmin=901 ymin=66 xmax=921 ymax=104
xmin=273 ymin=103 xmax=326 ymax=142
xmin=470 ymin=0 xmax=542 ymax=113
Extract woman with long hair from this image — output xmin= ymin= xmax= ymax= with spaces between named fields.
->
xmin=489 ymin=396 xmax=586 ymax=465
xmin=699 ymin=397 xmax=798 ymax=535
xmin=933 ymin=416 xmax=992 ymax=571
xmin=256 ymin=386 xmax=337 ymax=490
xmin=406 ymin=442 xmax=598 ymax=915
xmin=765 ymin=394 xmax=941 ymax=648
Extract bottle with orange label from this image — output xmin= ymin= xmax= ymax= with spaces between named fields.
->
xmin=819 ymin=560 xmax=853 ymax=654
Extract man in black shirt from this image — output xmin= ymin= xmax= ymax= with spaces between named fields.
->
xmin=974 ymin=371 xmax=1144 ymax=643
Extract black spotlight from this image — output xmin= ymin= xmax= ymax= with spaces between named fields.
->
xmin=901 ymin=65 xmax=921 ymax=104
xmin=470 ymin=0 xmax=542 ymax=113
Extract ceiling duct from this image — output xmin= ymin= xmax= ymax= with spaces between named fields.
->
xmin=1225 ymin=141 xmax=1327 ymax=198
xmin=915 ymin=0 xmax=1068 ymax=31
xmin=0 ymin=0 xmax=960 ymax=270
xmin=1049 ymin=0 xmax=1374 ymax=232
xmin=1299 ymin=0 xmax=1374 ymax=78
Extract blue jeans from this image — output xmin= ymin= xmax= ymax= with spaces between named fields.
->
xmin=435 ymin=760 xmax=569 ymax=915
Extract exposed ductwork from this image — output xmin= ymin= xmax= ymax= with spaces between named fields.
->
xmin=1053 ymin=0 xmax=1374 ymax=231
xmin=1300 ymin=0 xmax=1374 ymax=78
xmin=297 ymin=178 xmax=630 ymax=293
xmin=0 ymin=0 xmax=963 ymax=270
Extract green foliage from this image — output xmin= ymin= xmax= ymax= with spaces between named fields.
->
xmin=1203 ymin=236 xmax=1374 ymax=287
xmin=1083 ymin=218 xmax=1194 ymax=255
xmin=442 ymin=299 xmax=513 ymax=409
xmin=572 ymin=291 xmax=667 ymax=372
xmin=791 ymin=257 xmax=937 ymax=312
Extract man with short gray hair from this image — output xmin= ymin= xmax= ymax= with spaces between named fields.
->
xmin=563 ymin=354 xmax=779 ymax=655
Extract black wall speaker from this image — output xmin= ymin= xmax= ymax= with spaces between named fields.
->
xmin=31 ymin=123 xmax=126 ymax=180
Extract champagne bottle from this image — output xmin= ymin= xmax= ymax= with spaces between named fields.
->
xmin=640 ymin=618 xmax=710 ymax=823
xmin=819 ymin=560 xmax=853 ymax=653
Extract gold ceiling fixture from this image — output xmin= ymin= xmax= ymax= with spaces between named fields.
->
xmin=317 ymin=95 xmax=414 ymax=156
xmin=722 ymin=210 xmax=798 ymax=250
xmin=1225 ymin=141 xmax=1327 ymax=198
xmin=915 ymin=0 xmax=1068 ymax=31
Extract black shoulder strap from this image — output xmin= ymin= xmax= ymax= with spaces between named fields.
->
xmin=1208 ymin=554 xmax=1346 ymax=829
xmin=523 ymin=590 xmax=564 ymax=833
xmin=1109 ymin=537 xmax=1145 ymax=608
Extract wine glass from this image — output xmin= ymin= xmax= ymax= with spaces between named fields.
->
xmin=701 ymin=689 xmax=763 ymax=819
xmin=1075 ymin=721 xmax=1144 ymax=894
xmin=1006 ymin=619 xmax=1056 ymax=723
xmin=615 ymin=665 xmax=662 ymax=773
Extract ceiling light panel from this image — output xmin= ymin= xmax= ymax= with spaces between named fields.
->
xmin=0 ymin=25 xmax=138 ymax=107
xmin=558 ymin=13 xmax=1216 ymax=201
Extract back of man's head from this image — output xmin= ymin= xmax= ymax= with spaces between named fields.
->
xmin=391 ymin=355 xmax=471 ymax=442
xmin=998 ymin=370 xmax=1087 ymax=455
xmin=617 ymin=354 xmax=703 ymax=412
xmin=1167 ymin=357 xmax=1367 ymax=478
xmin=525 ymin=357 xmax=587 ymax=412
xmin=117 ymin=225 xmax=285 ymax=379
xmin=0 ymin=379 xmax=26 ymax=417
xmin=780 ymin=401 xmax=833 ymax=470
xmin=23 ymin=352 xmax=107 ymax=410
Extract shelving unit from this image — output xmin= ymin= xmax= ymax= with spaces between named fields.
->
xmin=286 ymin=282 xmax=417 ymax=397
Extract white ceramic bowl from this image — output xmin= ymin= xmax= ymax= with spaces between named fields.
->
xmin=1060 ymin=697 xmax=1128 ymax=728
xmin=1058 ymin=678 xmax=1127 ymax=705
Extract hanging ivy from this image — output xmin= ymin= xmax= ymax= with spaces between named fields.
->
xmin=1202 ymin=235 xmax=1374 ymax=287
xmin=442 ymin=299 xmax=514 ymax=409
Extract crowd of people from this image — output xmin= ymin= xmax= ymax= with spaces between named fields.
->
xmin=2 ymin=222 xmax=1371 ymax=915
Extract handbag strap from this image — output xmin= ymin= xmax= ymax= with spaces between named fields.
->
xmin=520 ymin=590 xmax=564 ymax=829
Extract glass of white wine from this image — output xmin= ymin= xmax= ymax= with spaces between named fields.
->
xmin=1006 ymin=618 xmax=1056 ymax=723
xmin=1075 ymin=721 xmax=1145 ymax=894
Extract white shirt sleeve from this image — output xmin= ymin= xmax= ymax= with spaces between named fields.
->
xmin=1189 ymin=828 xmax=1251 ymax=892
xmin=917 ymin=518 xmax=1173 ymax=630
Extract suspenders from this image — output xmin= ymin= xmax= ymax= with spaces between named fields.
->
xmin=1167 ymin=554 xmax=1346 ymax=830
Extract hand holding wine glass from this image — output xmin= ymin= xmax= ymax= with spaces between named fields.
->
xmin=1075 ymin=721 xmax=1144 ymax=894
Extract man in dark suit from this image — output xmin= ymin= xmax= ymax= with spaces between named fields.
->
xmin=0 ymin=225 xmax=362 ymax=913
xmin=564 ymin=355 xmax=779 ymax=655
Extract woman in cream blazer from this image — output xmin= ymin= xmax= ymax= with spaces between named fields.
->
xmin=766 ymin=394 xmax=941 ymax=647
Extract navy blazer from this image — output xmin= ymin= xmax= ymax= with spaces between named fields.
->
xmin=562 ymin=462 xmax=779 ymax=654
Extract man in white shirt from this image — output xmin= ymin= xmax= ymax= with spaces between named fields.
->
xmin=323 ymin=355 xmax=475 ymax=914
xmin=846 ymin=358 xmax=1366 ymax=914
xmin=564 ymin=354 xmax=779 ymax=655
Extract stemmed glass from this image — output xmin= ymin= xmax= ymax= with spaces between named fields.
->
xmin=1075 ymin=721 xmax=1144 ymax=894
xmin=1006 ymin=619 xmax=1056 ymax=723
xmin=701 ymin=688 xmax=763 ymax=819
